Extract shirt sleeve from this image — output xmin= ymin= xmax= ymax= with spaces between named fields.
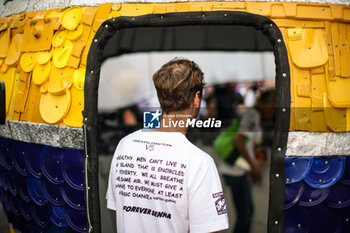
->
xmin=106 ymin=153 xmax=117 ymax=211
xmin=188 ymin=158 xmax=229 ymax=233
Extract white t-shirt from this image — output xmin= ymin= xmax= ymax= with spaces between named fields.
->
xmin=220 ymin=108 xmax=262 ymax=176
xmin=106 ymin=130 xmax=229 ymax=233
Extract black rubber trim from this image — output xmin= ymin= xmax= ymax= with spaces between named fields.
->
xmin=84 ymin=11 xmax=290 ymax=233
xmin=0 ymin=81 xmax=5 ymax=125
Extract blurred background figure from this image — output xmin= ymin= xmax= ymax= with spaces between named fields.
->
xmin=97 ymin=104 xmax=142 ymax=155
xmin=205 ymin=82 xmax=244 ymax=127
xmin=219 ymin=89 xmax=275 ymax=233
xmin=244 ymin=81 xmax=265 ymax=107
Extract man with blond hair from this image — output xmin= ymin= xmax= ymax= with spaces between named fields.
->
xmin=106 ymin=58 xmax=229 ymax=233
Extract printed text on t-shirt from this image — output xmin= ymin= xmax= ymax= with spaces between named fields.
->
xmin=115 ymin=154 xmax=186 ymax=204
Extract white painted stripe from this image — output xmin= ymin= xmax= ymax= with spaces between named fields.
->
xmin=286 ymin=131 xmax=350 ymax=156
xmin=0 ymin=121 xmax=84 ymax=149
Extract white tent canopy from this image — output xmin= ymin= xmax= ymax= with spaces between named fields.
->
xmin=98 ymin=51 xmax=275 ymax=110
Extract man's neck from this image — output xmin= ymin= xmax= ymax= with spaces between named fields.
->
xmin=154 ymin=110 xmax=195 ymax=135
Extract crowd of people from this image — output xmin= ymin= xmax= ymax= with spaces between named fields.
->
xmin=98 ymin=80 xmax=274 ymax=152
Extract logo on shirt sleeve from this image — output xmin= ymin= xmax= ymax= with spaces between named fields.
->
xmin=212 ymin=192 xmax=227 ymax=215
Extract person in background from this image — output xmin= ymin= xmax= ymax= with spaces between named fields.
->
xmin=244 ymin=81 xmax=265 ymax=107
xmin=213 ymin=82 xmax=244 ymax=127
xmin=197 ymin=82 xmax=243 ymax=145
xmin=220 ymin=89 xmax=275 ymax=233
xmin=98 ymin=105 xmax=142 ymax=155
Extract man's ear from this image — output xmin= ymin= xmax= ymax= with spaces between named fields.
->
xmin=192 ymin=91 xmax=201 ymax=108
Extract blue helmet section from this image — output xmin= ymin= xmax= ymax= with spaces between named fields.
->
xmin=50 ymin=205 xmax=68 ymax=228
xmin=13 ymin=141 xmax=30 ymax=176
xmin=18 ymin=198 xmax=32 ymax=220
xmin=41 ymin=146 xmax=65 ymax=184
xmin=304 ymin=157 xmax=345 ymax=189
xmin=284 ymin=181 xmax=304 ymax=210
xmin=0 ymin=137 xmax=87 ymax=232
xmin=285 ymin=156 xmax=350 ymax=233
xmin=62 ymin=149 xmax=84 ymax=191
xmin=61 ymin=184 xmax=86 ymax=211
xmin=327 ymin=182 xmax=350 ymax=208
xmin=341 ymin=158 xmax=350 ymax=185
xmin=285 ymin=157 xmax=313 ymax=184
xmin=0 ymin=137 xmax=14 ymax=170
xmin=27 ymin=176 xmax=48 ymax=206
xmin=43 ymin=177 xmax=65 ymax=206
xmin=284 ymin=205 xmax=310 ymax=233
xmin=299 ymin=182 xmax=330 ymax=207
xmin=24 ymin=142 xmax=44 ymax=178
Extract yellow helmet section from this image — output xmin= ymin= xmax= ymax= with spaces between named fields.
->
xmin=48 ymin=66 xmax=73 ymax=95
xmin=20 ymin=52 xmax=37 ymax=73
xmin=61 ymin=6 xmax=83 ymax=31
xmin=39 ymin=90 xmax=71 ymax=124
xmin=1 ymin=62 xmax=8 ymax=73
xmin=0 ymin=1 xmax=349 ymax=131
xmin=288 ymin=29 xmax=329 ymax=69
xmin=73 ymin=68 xmax=85 ymax=90
xmin=0 ymin=66 xmax=16 ymax=115
xmin=0 ymin=29 xmax=10 ymax=58
xmin=53 ymin=39 xmax=73 ymax=68
xmin=63 ymin=85 xmax=84 ymax=127
xmin=37 ymin=49 xmax=53 ymax=65
xmin=22 ymin=18 xmax=55 ymax=52
xmin=32 ymin=62 xmax=51 ymax=85
xmin=66 ymin=24 xmax=84 ymax=41
xmin=52 ymin=30 xmax=66 ymax=48
xmin=5 ymin=33 xmax=23 ymax=66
